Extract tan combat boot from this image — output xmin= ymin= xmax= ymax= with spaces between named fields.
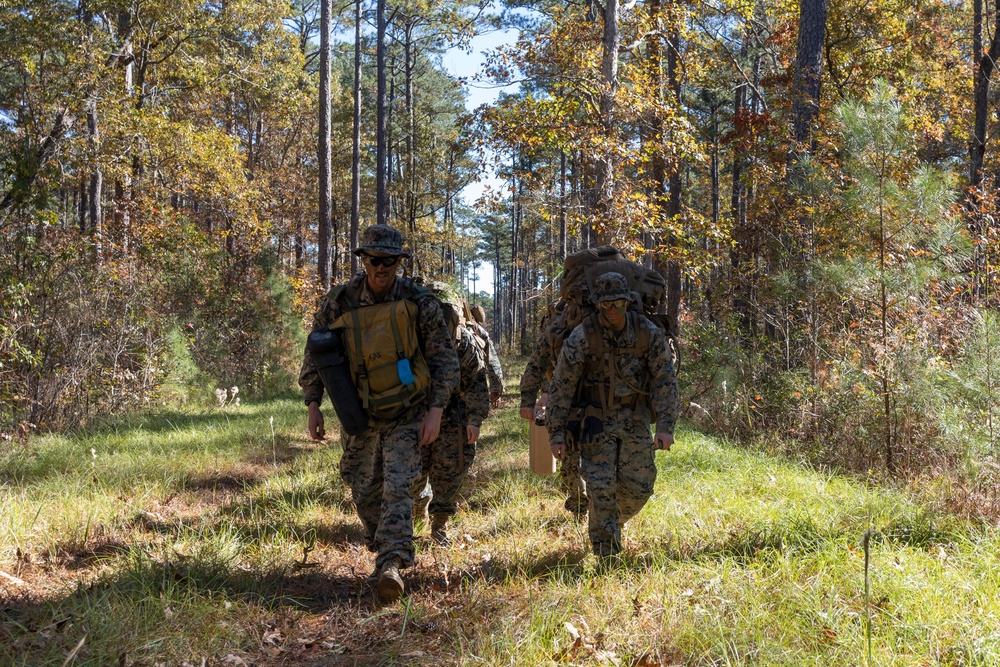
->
xmin=430 ymin=514 xmax=450 ymax=545
xmin=376 ymin=556 xmax=404 ymax=603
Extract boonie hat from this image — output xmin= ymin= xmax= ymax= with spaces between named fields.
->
xmin=353 ymin=224 xmax=410 ymax=257
xmin=591 ymin=271 xmax=634 ymax=303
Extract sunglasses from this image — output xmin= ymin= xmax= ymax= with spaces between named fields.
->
xmin=597 ymin=298 xmax=629 ymax=311
xmin=363 ymin=254 xmax=401 ymax=268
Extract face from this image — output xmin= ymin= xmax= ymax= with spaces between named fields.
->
xmin=362 ymin=252 xmax=400 ymax=295
xmin=597 ymin=298 xmax=629 ymax=331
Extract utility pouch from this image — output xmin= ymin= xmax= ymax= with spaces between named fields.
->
xmin=306 ymin=328 xmax=369 ymax=436
xmin=566 ymin=404 xmax=605 ymax=444
xmin=581 ymin=414 xmax=605 ymax=443
xmin=566 ymin=406 xmax=585 ymax=444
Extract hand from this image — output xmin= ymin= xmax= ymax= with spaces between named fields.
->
xmin=307 ymin=402 xmax=325 ymax=441
xmin=466 ymin=424 xmax=480 ymax=444
xmin=520 ymin=407 xmax=535 ymax=421
xmin=654 ymin=432 xmax=673 ymax=451
xmin=550 ymin=442 xmax=564 ymax=461
xmin=419 ymin=407 xmax=444 ymax=445
xmin=490 ymin=392 xmax=502 ymax=408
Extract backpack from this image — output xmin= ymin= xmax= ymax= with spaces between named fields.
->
xmin=461 ymin=299 xmax=492 ymax=361
xmin=330 ymin=280 xmax=432 ymax=422
xmin=542 ymin=246 xmax=674 ymax=376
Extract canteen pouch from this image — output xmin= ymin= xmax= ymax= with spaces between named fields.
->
xmin=306 ymin=328 xmax=369 ymax=436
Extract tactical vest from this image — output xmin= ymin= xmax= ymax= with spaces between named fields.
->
xmin=331 ymin=279 xmax=432 ymax=422
xmin=575 ymin=311 xmax=653 ymax=420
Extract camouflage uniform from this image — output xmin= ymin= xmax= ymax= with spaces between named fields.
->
xmin=520 ymin=332 xmax=588 ymax=515
xmin=412 ymin=324 xmax=489 ymax=520
xmin=299 ymin=227 xmax=460 ymax=575
xmin=470 ymin=321 xmax=505 ymax=395
xmin=546 ymin=273 xmax=679 ymax=558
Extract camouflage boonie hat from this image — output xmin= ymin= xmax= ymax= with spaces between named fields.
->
xmin=354 ymin=224 xmax=410 ymax=257
xmin=591 ymin=271 xmax=634 ymax=303
xmin=470 ymin=304 xmax=487 ymax=324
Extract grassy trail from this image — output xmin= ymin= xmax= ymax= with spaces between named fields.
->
xmin=1 ymin=387 xmax=998 ymax=666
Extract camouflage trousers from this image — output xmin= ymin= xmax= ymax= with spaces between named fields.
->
xmin=339 ymin=411 xmax=423 ymax=569
xmin=559 ymin=441 xmax=588 ymax=515
xmin=578 ymin=415 xmax=656 ymax=557
xmin=412 ymin=420 xmax=476 ymax=517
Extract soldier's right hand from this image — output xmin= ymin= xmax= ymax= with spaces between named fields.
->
xmin=307 ymin=402 xmax=326 ymax=441
xmin=520 ymin=407 xmax=535 ymax=421
xmin=550 ymin=442 xmax=564 ymax=461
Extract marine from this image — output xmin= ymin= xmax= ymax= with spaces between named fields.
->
xmin=469 ymin=304 xmax=506 ymax=407
xmin=519 ymin=321 xmax=588 ymax=517
xmin=412 ymin=287 xmax=490 ymax=544
xmin=545 ymin=272 xmax=679 ymax=565
xmin=299 ymin=224 xmax=460 ymax=602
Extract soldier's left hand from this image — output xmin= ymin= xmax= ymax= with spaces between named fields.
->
xmin=466 ymin=424 xmax=480 ymax=444
xmin=550 ymin=442 xmax=564 ymax=461
xmin=490 ymin=392 xmax=502 ymax=408
xmin=420 ymin=407 xmax=444 ymax=445
xmin=654 ymin=432 xmax=673 ymax=451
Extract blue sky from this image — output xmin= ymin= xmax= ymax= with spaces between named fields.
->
xmin=442 ymin=27 xmax=519 ymax=205
xmin=441 ymin=26 xmax=520 ymax=296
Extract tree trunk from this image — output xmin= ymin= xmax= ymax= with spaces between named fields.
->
xmin=730 ymin=33 xmax=752 ymax=338
xmin=970 ymin=0 xmax=1000 ymax=191
xmin=560 ymin=150 xmax=567 ymax=260
xmin=318 ymin=0 xmax=333 ymax=289
xmin=376 ymin=0 xmax=388 ymax=226
xmin=664 ymin=24 xmax=682 ymax=335
xmin=790 ymin=0 xmax=828 ymax=159
xmin=87 ymin=96 xmax=104 ymax=263
xmin=351 ymin=0 xmax=362 ymax=276
xmin=594 ymin=0 xmax=620 ymax=239
xmin=405 ymin=21 xmax=417 ymax=236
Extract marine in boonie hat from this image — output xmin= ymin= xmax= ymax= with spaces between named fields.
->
xmin=353 ymin=224 xmax=411 ymax=257
xmin=591 ymin=271 xmax=635 ymax=303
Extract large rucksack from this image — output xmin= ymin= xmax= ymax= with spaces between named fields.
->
xmin=542 ymin=246 xmax=677 ymax=375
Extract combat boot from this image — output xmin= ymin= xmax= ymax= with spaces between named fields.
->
xmin=376 ymin=556 xmax=404 ymax=603
xmin=430 ymin=514 xmax=450 ymax=545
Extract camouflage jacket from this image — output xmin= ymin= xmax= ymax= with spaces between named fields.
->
xmin=299 ymin=271 xmax=461 ymax=412
xmin=546 ymin=313 xmax=678 ymax=448
xmin=448 ymin=325 xmax=490 ymax=427
xmin=520 ymin=336 xmax=555 ymax=408
xmin=470 ymin=322 xmax=505 ymax=394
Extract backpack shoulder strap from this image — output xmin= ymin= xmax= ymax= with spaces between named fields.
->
xmin=634 ymin=312 xmax=650 ymax=353
xmin=398 ymin=277 xmax=431 ymax=303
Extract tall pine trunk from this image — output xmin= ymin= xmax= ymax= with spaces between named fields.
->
xmin=351 ymin=0 xmax=363 ymax=276
xmin=318 ymin=0 xmax=333 ymax=289
xmin=594 ymin=0 xmax=620 ymax=240
xmin=376 ymin=0 xmax=388 ymax=226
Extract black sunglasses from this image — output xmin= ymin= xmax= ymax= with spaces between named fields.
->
xmin=363 ymin=254 xmax=401 ymax=268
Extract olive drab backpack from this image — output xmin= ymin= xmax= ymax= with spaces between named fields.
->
xmin=330 ymin=280 xmax=432 ymax=422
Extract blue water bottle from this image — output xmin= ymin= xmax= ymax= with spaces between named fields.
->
xmin=397 ymin=358 xmax=415 ymax=386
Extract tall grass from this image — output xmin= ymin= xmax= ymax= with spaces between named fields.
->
xmin=1 ymin=392 xmax=999 ymax=665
